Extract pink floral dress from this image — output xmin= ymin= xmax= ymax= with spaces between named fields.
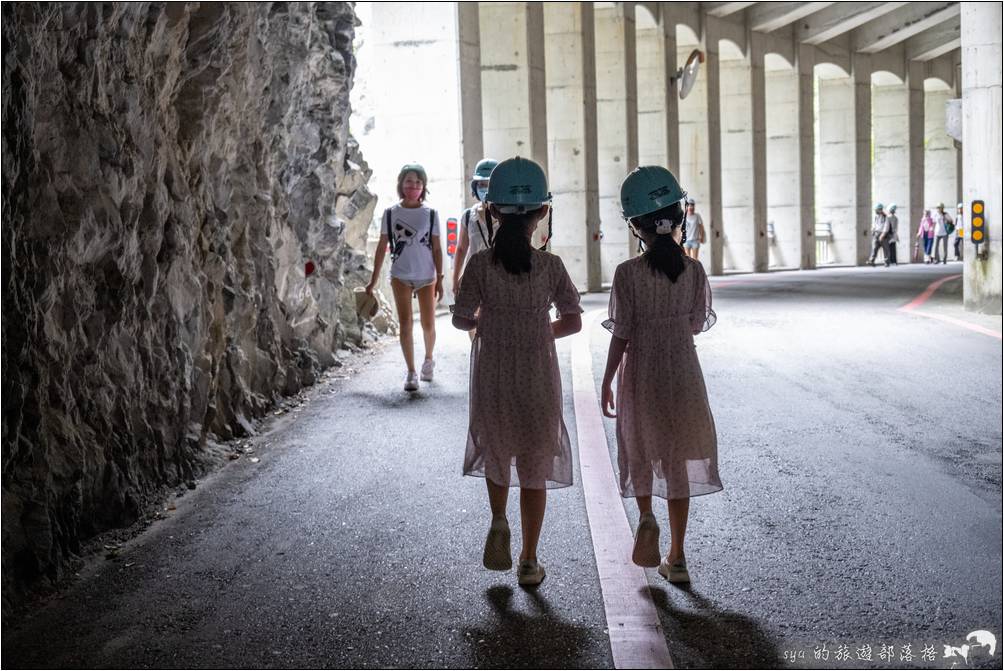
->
xmin=605 ymin=256 xmax=723 ymax=500
xmin=453 ymin=249 xmax=583 ymax=489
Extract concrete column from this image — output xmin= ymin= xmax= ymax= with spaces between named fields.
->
xmin=676 ymin=24 xmax=711 ymax=274
xmin=595 ymin=3 xmax=639 ymax=282
xmin=853 ymin=53 xmax=873 ymax=265
xmin=765 ymin=58 xmax=801 ymax=270
xmin=750 ymin=38 xmax=769 ymax=273
xmin=703 ymin=20 xmax=724 ymax=275
xmin=364 ymin=2 xmax=483 ymax=227
xmin=662 ymin=12 xmax=680 ymax=175
xmin=906 ymin=60 xmax=925 ymax=256
xmin=961 ymin=1 xmax=1002 ymax=313
xmin=544 ymin=2 xmax=601 ymax=291
xmin=796 ymin=44 xmax=816 ymax=270
xmin=924 ymin=82 xmax=959 ymax=218
xmin=478 ymin=2 xmax=548 ymax=246
xmin=816 ymin=70 xmax=858 ymax=266
xmin=872 ymin=73 xmax=910 ymax=261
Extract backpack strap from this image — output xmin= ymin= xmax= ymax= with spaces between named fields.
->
xmin=428 ymin=209 xmax=436 ymax=248
xmin=384 ymin=208 xmax=395 ymax=259
xmin=473 ymin=207 xmax=489 ymax=249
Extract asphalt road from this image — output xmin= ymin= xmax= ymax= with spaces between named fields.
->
xmin=4 ymin=262 xmax=1001 ymax=670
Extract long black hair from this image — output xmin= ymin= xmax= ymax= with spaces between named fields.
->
xmin=485 ymin=207 xmax=545 ymax=275
xmin=631 ymin=201 xmax=687 ymax=282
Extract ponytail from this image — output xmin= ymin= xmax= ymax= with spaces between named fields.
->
xmin=487 ymin=208 xmax=535 ymax=274
xmin=634 ymin=202 xmax=687 ymax=283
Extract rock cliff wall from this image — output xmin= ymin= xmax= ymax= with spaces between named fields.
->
xmin=1 ymin=2 xmax=377 ymax=609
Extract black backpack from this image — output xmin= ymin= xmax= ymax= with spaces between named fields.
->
xmin=385 ymin=207 xmax=436 ymax=261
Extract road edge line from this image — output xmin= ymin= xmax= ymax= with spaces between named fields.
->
xmin=570 ymin=309 xmax=675 ymax=670
xmin=898 ymin=273 xmax=1002 ymax=339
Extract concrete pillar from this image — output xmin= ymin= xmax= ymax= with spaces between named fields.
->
xmin=961 ymin=1 xmax=1002 ymax=313
xmin=478 ymin=2 xmax=548 ymax=246
xmin=906 ymin=60 xmax=925 ymax=255
xmin=765 ymin=58 xmax=801 ymax=270
xmin=750 ymin=38 xmax=769 ymax=273
xmin=853 ymin=53 xmax=873 ymax=265
xmin=364 ymin=2 xmax=483 ymax=228
xmin=796 ymin=44 xmax=816 ymax=270
xmin=816 ymin=70 xmax=858 ymax=266
xmin=595 ymin=3 xmax=639 ymax=283
xmin=675 ymin=24 xmax=711 ymax=274
xmin=875 ymin=72 xmax=915 ymax=261
xmin=703 ymin=20 xmax=724 ymax=275
xmin=544 ymin=2 xmax=601 ymax=291
xmin=924 ymin=82 xmax=959 ymax=218
xmin=662 ymin=11 xmax=680 ymax=175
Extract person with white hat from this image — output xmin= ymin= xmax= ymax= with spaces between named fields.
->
xmin=932 ymin=202 xmax=954 ymax=265
xmin=682 ymin=197 xmax=706 ymax=261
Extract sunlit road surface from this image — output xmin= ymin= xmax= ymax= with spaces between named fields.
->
xmin=4 ymin=263 xmax=1001 ymax=670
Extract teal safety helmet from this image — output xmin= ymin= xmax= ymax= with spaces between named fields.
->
xmin=472 ymin=158 xmax=498 ymax=180
xmin=620 ymin=166 xmax=687 ymax=220
xmin=485 ymin=156 xmax=551 ymax=213
xmin=875 ymin=202 xmax=885 ymax=211
xmin=399 ymin=162 xmax=428 ymax=184
xmin=888 ymin=203 xmax=897 ymax=212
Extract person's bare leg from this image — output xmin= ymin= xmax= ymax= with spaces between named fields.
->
xmin=416 ymin=282 xmax=437 ymax=362
xmin=519 ymin=488 xmax=547 ymax=562
xmin=666 ymin=497 xmax=690 ymax=562
xmin=390 ymin=278 xmax=416 ymax=372
xmin=487 ymin=479 xmax=509 ymax=519
xmin=692 ymin=246 xmax=701 ymax=261
xmin=637 ymin=495 xmax=653 ymax=515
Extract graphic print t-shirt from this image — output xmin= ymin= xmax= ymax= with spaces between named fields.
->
xmin=385 ymin=203 xmax=440 ymax=282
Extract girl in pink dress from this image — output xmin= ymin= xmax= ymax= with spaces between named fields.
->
xmin=452 ymin=157 xmax=582 ymax=587
xmin=600 ymin=166 xmax=722 ymax=584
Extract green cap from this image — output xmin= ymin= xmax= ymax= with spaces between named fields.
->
xmin=485 ymin=157 xmax=551 ymax=213
xmin=399 ymin=163 xmax=428 ymax=183
xmin=619 ymin=166 xmax=686 ymax=220
xmin=472 ymin=158 xmax=498 ymax=180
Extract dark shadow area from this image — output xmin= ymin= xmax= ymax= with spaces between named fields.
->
xmin=645 ymin=584 xmax=784 ymax=669
xmin=463 ymin=585 xmax=599 ymax=669
xmin=347 ymin=389 xmax=467 ymax=408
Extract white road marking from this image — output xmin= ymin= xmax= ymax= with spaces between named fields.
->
xmin=570 ymin=309 xmax=675 ymax=670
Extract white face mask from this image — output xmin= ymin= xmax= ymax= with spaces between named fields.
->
xmin=476 ymin=186 xmax=489 ymax=202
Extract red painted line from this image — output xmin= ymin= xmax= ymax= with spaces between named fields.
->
xmin=899 ymin=273 xmax=963 ymax=311
xmin=571 ymin=310 xmax=674 ymax=670
xmin=897 ymin=273 xmax=1002 ymax=339
xmin=908 ymin=310 xmax=1003 ymax=340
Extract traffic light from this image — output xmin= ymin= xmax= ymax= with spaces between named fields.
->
xmin=446 ymin=217 xmax=459 ymax=257
xmin=971 ymin=200 xmax=986 ymax=249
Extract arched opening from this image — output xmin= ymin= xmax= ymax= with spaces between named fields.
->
xmin=924 ymin=77 xmax=959 ymax=220
xmin=813 ymin=61 xmax=856 ymax=266
xmin=635 ymin=5 xmax=665 ymax=168
xmin=871 ymin=69 xmax=910 ymax=264
xmin=676 ymin=23 xmax=711 ymax=273
xmin=718 ymin=37 xmax=755 ymax=272
xmin=764 ymin=51 xmax=799 ymax=269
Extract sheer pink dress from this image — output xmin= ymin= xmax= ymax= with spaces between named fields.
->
xmin=453 ymin=249 xmax=583 ymax=489
xmin=604 ymin=256 xmax=723 ymax=500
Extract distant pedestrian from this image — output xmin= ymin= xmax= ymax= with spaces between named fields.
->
xmin=452 ymin=157 xmax=582 ymax=588
xmin=917 ymin=209 xmax=935 ymax=263
xmin=452 ymin=158 xmax=499 ymax=340
xmin=932 ymin=202 xmax=953 ymax=265
xmin=366 ymin=163 xmax=444 ymax=392
xmin=682 ymin=197 xmax=706 ymax=261
xmin=954 ymin=202 xmax=965 ymax=261
xmin=885 ymin=204 xmax=899 ymax=265
xmin=868 ymin=203 xmax=890 ymax=267
xmin=601 ymin=166 xmax=722 ymax=584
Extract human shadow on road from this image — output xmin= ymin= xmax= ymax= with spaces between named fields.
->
xmin=463 ymin=585 xmax=599 ymax=669
xmin=347 ymin=390 xmax=467 ymax=408
xmin=646 ymin=584 xmax=784 ymax=669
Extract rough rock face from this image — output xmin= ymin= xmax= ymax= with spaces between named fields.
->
xmin=1 ymin=2 xmax=378 ymax=608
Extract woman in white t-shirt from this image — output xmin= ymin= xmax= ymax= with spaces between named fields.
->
xmin=366 ymin=164 xmax=444 ymax=392
xmin=682 ymin=198 xmax=706 ymax=261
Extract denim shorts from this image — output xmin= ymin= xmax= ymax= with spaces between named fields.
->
xmin=684 ymin=240 xmax=701 ymax=250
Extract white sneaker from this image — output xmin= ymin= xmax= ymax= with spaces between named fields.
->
xmin=404 ymin=371 xmax=420 ymax=392
xmin=420 ymin=359 xmax=435 ymax=382
xmin=658 ymin=555 xmax=691 ymax=584
xmin=632 ymin=512 xmax=661 ymax=567
xmin=482 ymin=517 xmax=512 ymax=571
xmin=517 ymin=559 xmax=546 ymax=587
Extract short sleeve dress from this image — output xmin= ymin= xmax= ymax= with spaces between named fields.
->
xmin=453 ymin=249 xmax=583 ymax=489
xmin=605 ymin=256 xmax=723 ymax=500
